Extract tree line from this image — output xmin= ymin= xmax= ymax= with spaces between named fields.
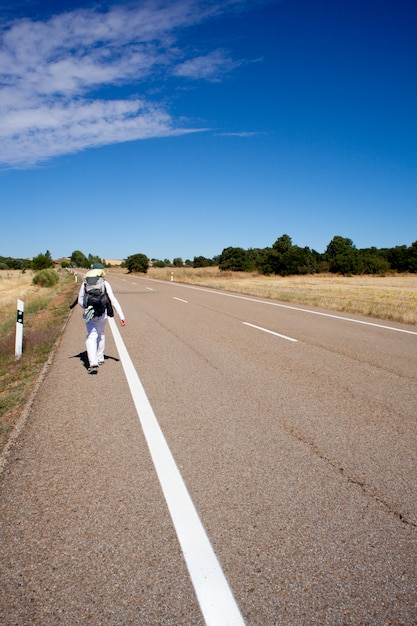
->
xmin=0 ymin=250 xmax=54 ymax=271
xmin=216 ymin=235 xmax=417 ymax=276
xmin=143 ymin=235 xmax=417 ymax=276
xmin=0 ymin=250 xmax=106 ymax=272
xmin=1 ymin=235 xmax=416 ymax=276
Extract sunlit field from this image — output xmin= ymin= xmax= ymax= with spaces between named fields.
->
xmin=140 ymin=267 xmax=417 ymax=326
xmin=0 ymin=270 xmax=36 ymax=312
xmin=0 ymin=270 xmax=78 ymax=453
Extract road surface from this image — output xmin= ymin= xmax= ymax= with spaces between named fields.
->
xmin=1 ymin=274 xmax=416 ymax=625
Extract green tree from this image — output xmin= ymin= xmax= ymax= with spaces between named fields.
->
xmin=269 ymin=234 xmax=293 ymax=275
xmin=193 ymin=256 xmax=213 ymax=268
xmin=173 ymin=257 xmax=183 ymax=267
xmin=87 ymin=253 xmax=104 ymax=267
xmin=70 ymin=250 xmax=89 ymax=268
xmin=256 ymin=248 xmax=274 ymax=275
xmin=266 ymin=235 xmax=316 ymax=276
xmin=359 ymin=247 xmax=390 ymax=275
xmin=0 ymin=257 xmax=31 ymax=270
xmin=387 ymin=245 xmax=408 ymax=272
xmin=32 ymin=251 xmax=54 ymax=270
xmin=125 ymin=253 xmax=149 ymax=273
xmin=325 ymin=236 xmax=361 ymax=275
xmin=408 ymin=241 xmax=417 ymax=273
xmin=272 ymin=234 xmax=292 ymax=255
xmin=219 ymin=247 xmax=250 ymax=271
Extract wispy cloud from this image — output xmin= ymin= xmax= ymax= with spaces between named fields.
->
xmin=172 ymin=49 xmax=242 ymax=81
xmin=216 ymin=131 xmax=266 ymax=137
xmin=0 ymin=1 xmax=248 ymax=168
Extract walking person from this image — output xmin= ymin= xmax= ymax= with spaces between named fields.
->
xmin=77 ymin=264 xmax=125 ymax=374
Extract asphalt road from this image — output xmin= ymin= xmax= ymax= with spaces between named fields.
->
xmin=1 ymin=274 xmax=416 ymax=625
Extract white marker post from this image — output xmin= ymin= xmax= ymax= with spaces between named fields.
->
xmin=15 ymin=299 xmax=24 ymax=360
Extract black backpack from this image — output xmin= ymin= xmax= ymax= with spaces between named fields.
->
xmin=83 ymin=276 xmax=113 ymax=318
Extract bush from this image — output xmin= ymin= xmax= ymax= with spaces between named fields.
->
xmin=32 ymin=269 xmax=59 ymax=287
xmin=193 ymin=256 xmax=214 ymax=268
xmin=32 ymin=251 xmax=54 ymax=270
xmin=219 ymin=247 xmax=251 ymax=271
xmin=70 ymin=250 xmax=89 ymax=268
xmin=125 ymin=253 xmax=149 ymax=273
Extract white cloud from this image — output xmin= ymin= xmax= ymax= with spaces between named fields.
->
xmin=0 ymin=98 xmax=202 ymax=167
xmin=0 ymin=1 xmax=245 ymax=168
xmin=217 ymin=131 xmax=266 ymax=137
xmin=172 ymin=49 xmax=241 ymax=81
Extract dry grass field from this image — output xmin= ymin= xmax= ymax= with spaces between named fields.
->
xmin=143 ymin=267 xmax=417 ymax=326
xmin=0 ymin=270 xmax=78 ymax=455
xmin=0 ymin=270 xmax=39 ymax=311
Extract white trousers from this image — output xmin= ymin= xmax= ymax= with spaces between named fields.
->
xmin=85 ymin=314 xmax=107 ymax=366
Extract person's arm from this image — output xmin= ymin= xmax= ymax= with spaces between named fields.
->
xmin=104 ymin=281 xmax=126 ymax=325
xmin=77 ymin=282 xmax=85 ymax=308
xmin=69 ymin=296 xmax=78 ymax=309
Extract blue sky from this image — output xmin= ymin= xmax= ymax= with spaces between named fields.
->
xmin=0 ymin=0 xmax=416 ymax=262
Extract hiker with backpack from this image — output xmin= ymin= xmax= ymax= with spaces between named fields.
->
xmin=76 ymin=263 xmax=125 ymax=374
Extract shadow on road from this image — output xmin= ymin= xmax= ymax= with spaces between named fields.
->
xmin=70 ymin=352 xmax=120 ymax=370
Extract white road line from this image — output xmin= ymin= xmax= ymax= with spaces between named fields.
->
xmin=108 ymin=318 xmax=245 ymax=626
xmin=146 ymin=287 xmax=154 ymax=291
xmin=173 ymin=297 xmax=188 ymax=303
xmin=243 ymin=322 xmax=298 ymax=342
xmin=140 ymin=278 xmax=417 ymax=336
xmin=132 ymin=282 xmax=137 ymax=285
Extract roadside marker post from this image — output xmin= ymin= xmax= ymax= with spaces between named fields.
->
xmin=15 ymin=299 xmax=24 ymax=360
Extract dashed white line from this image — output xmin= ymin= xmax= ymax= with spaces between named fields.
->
xmin=138 ymin=278 xmax=417 ymax=336
xmin=108 ymin=318 xmax=245 ymax=626
xmin=173 ymin=297 xmax=188 ymax=303
xmin=243 ymin=322 xmax=298 ymax=342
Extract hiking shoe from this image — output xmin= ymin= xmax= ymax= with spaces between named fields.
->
xmin=88 ymin=365 xmax=98 ymax=375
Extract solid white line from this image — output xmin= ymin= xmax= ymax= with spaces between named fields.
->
xmin=173 ymin=297 xmax=188 ymax=303
xmin=108 ymin=318 xmax=245 ymax=626
xmin=243 ymin=322 xmax=298 ymax=342
xmin=139 ymin=278 xmax=417 ymax=336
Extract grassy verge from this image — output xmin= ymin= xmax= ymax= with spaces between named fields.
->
xmin=144 ymin=267 xmax=417 ymax=326
xmin=0 ymin=270 xmax=79 ymax=453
